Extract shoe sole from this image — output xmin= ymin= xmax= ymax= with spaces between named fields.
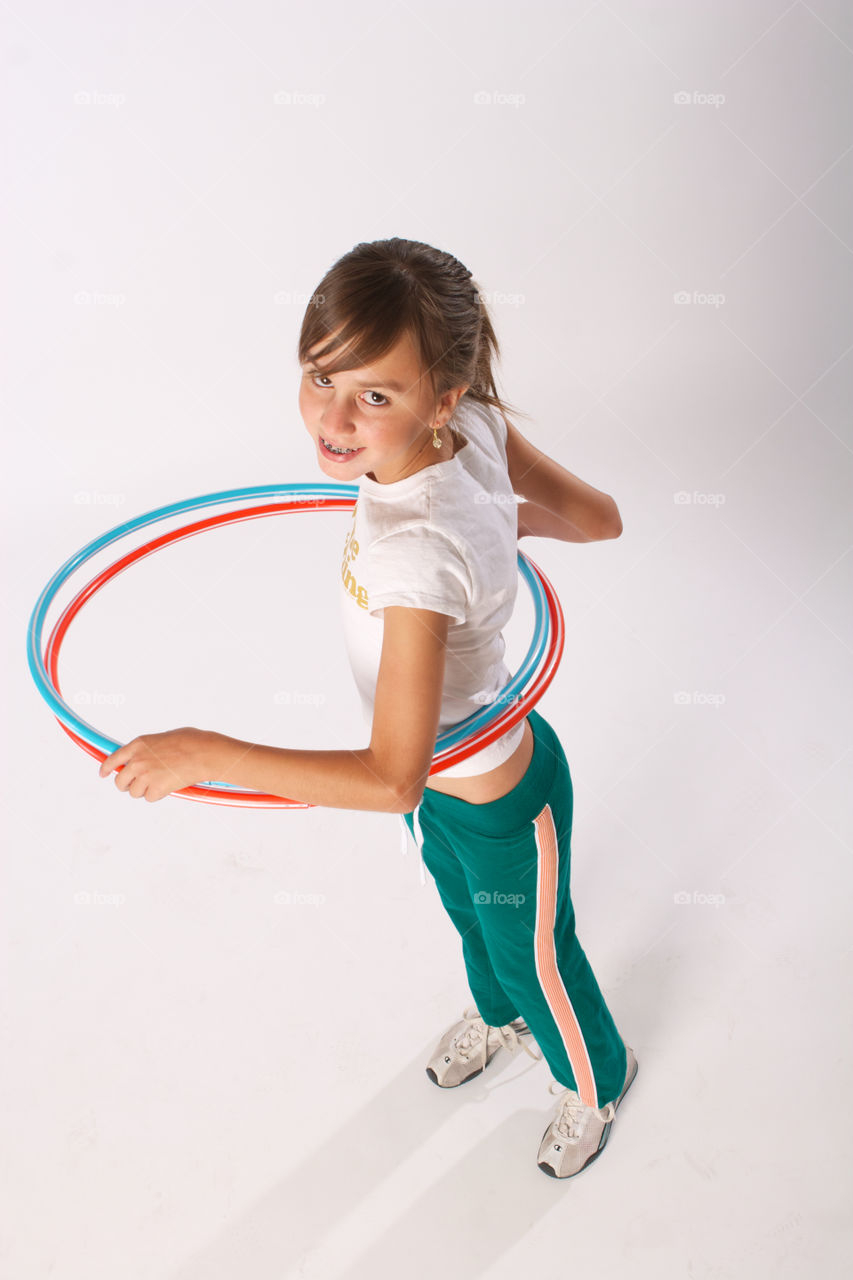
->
xmin=537 ymin=1053 xmax=639 ymax=1179
xmin=425 ymin=1064 xmax=484 ymax=1088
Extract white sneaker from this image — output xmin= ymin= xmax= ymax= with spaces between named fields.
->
xmin=537 ymin=1044 xmax=638 ymax=1178
xmin=426 ymin=1005 xmax=542 ymax=1087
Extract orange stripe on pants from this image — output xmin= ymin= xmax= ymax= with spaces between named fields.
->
xmin=532 ymin=803 xmax=598 ymax=1109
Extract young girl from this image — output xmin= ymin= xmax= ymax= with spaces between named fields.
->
xmin=99 ymin=236 xmax=637 ymax=1180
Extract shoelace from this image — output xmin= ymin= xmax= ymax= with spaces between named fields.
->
xmin=454 ymin=1006 xmax=543 ymax=1064
xmin=547 ymin=1079 xmax=616 ymax=1142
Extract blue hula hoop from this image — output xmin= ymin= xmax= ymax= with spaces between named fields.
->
xmin=26 ymin=483 xmax=553 ymax=795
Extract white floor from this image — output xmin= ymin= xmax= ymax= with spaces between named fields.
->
xmin=5 ymin=498 xmax=852 ymax=1277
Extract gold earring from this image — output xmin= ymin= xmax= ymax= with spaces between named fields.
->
xmin=432 ymin=423 xmax=442 ymax=449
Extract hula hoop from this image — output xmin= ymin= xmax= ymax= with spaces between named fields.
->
xmin=26 ymin=484 xmax=564 ymax=809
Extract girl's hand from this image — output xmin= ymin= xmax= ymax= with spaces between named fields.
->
xmin=98 ymin=727 xmax=216 ymax=803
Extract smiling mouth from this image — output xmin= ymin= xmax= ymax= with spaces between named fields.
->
xmin=320 ymin=435 xmax=363 ymax=456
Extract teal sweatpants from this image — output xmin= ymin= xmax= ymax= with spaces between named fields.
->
xmin=402 ymin=706 xmax=627 ymax=1109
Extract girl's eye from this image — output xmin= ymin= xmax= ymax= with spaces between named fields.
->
xmin=309 ymin=374 xmax=388 ymax=407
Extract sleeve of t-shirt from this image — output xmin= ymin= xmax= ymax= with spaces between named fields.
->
xmin=484 ymin=403 xmax=509 ymax=461
xmin=463 ymin=398 xmax=509 ymax=467
xmin=365 ymin=524 xmax=472 ymax=624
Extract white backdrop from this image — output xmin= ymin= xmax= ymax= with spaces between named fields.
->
xmin=3 ymin=2 xmax=852 ymax=1277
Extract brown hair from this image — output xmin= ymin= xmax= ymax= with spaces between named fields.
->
xmin=296 ymin=237 xmax=532 ymax=432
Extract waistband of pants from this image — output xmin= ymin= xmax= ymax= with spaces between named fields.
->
xmin=415 ymin=706 xmax=565 ymax=836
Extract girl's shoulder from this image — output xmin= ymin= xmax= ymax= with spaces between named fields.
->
xmin=454 ymin=396 xmax=510 ymax=470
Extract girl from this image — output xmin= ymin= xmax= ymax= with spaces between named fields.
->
xmin=99 ymin=236 xmax=637 ymax=1180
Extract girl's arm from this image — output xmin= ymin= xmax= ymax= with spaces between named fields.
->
xmin=204 ymin=736 xmax=407 ymax=811
xmin=506 ymin=421 xmax=622 ymax=543
xmin=516 ymin=498 xmax=621 ymax=543
xmin=99 ymin=603 xmax=451 ymax=812
xmin=100 ymin=726 xmax=407 ymax=811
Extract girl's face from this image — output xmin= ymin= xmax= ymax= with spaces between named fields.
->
xmin=298 ymin=328 xmax=467 ymax=485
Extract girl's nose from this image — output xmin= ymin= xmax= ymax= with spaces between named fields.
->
xmin=321 ymin=401 xmax=355 ymax=435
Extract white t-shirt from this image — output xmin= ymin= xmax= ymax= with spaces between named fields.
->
xmin=338 ymin=394 xmax=525 ymax=778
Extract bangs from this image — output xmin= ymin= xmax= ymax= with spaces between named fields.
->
xmin=299 ymin=281 xmax=414 ymax=374
xmin=301 ymin=326 xmax=392 ymax=379
xmin=297 ymin=263 xmax=439 ymax=398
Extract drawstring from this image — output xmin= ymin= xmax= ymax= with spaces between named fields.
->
xmin=399 ymin=807 xmax=427 ymax=885
xmin=411 ymin=803 xmax=426 ymax=885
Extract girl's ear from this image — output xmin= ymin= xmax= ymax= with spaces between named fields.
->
xmin=444 ymin=384 xmax=470 ymax=415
